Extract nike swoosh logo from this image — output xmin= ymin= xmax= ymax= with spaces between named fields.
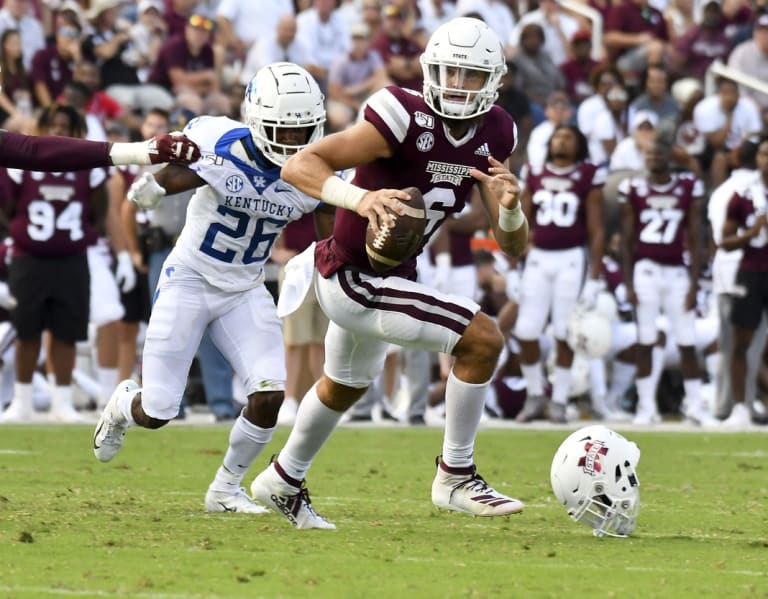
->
xmin=274 ymin=186 xmax=291 ymax=193
xmin=218 ymin=502 xmax=236 ymax=512
xmin=93 ymin=422 xmax=104 ymax=449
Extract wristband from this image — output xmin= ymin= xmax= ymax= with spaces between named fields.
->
xmin=498 ymin=203 xmax=525 ymax=232
xmin=320 ymin=175 xmax=367 ymax=211
xmin=109 ymin=141 xmax=151 ymax=166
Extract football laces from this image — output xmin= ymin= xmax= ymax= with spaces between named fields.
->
xmin=372 ymin=215 xmax=396 ymax=250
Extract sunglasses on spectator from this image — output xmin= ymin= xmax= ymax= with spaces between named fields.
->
xmin=58 ymin=26 xmax=80 ymax=38
xmin=188 ymin=14 xmax=215 ymax=32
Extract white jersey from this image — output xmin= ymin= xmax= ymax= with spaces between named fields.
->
xmin=171 ymin=116 xmax=321 ymax=292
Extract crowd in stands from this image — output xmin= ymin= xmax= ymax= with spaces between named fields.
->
xmin=0 ymin=0 xmax=766 ymax=429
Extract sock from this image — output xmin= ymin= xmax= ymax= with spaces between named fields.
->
xmin=551 ymin=366 xmax=571 ymax=406
xmin=51 ymin=384 xmax=73 ymax=409
xmin=442 ymin=369 xmax=488 ymax=468
xmin=96 ymin=367 xmax=118 ymax=407
xmin=635 ymin=375 xmax=657 ymax=415
xmin=683 ymin=378 xmax=702 ymax=411
xmin=704 ymin=353 xmax=720 ymax=385
xmin=211 ymin=412 xmax=275 ymax=492
xmin=607 ymin=361 xmax=636 ymax=410
xmin=11 ymin=382 xmax=33 ymax=409
xmin=116 ymin=386 xmax=138 ymax=425
xmin=520 ymin=362 xmax=543 ymax=396
xmin=278 ymin=383 xmax=344 ymax=482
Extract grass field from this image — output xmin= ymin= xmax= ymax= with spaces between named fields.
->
xmin=1 ymin=424 xmax=767 ymax=599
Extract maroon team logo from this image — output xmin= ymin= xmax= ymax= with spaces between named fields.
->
xmin=578 ymin=441 xmax=609 ymax=474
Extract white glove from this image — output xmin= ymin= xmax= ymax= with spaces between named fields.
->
xmin=432 ymin=252 xmax=452 ymax=293
xmin=128 ymin=172 xmax=166 ymax=210
xmin=0 ymin=281 xmax=16 ymax=310
xmin=579 ymin=278 xmax=604 ymax=309
xmin=115 ymin=250 xmax=137 ymax=293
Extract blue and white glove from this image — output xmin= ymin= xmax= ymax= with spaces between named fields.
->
xmin=128 ymin=171 xmax=166 ymax=210
xmin=114 ymin=250 xmax=137 ymax=293
xmin=579 ymin=278 xmax=604 ymax=310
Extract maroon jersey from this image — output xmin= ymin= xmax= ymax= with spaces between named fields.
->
xmin=524 ymin=161 xmax=605 ymax=250
xmin=283 ymin=213 xmax=317 ymax=253
xmin=149 ymin=34 xmax=215 ymax=91
xmin=726 ymin=184 xmax=768 ymax=272
xmin=618 ymin=172 xmax=703 ymax=266
xmin=315 ymin=86 xmax=518 ymax=279
xmin=2 ymin=167 xmax=107 ymax=257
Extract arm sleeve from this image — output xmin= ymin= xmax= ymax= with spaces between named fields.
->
xmin=0 ymin=131 xmax=110 ymax=171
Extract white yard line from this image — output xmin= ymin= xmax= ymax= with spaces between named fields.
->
xmin=0 ymin=587 xmax=268 ymax=599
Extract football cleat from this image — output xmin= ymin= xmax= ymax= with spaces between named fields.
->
xmin=548 ymin=402 xmax=567 ymax=424
xmin=49 ymin=400 xmax=86 ymax=424
xmin=0 ymin=398 xmax=33 ymax=423
xmin=250 ymin=462 xmax=336 ymax=530
xmin=93 ymin=379 xmax=139 ymax=462
xmin=721 ymin=403 xmax=750 ymax=429
xmin=205 ymin=487 xmax=269 ymax=514
xmin=684 ymin=405 xmax=719 ymax=428
xmin=632 ymin=410 xmax=661 ymax=426
xmin=431 ymin=456 xmax=524 ymax=517
xmin=515 ymin=394 xmax=547 ymax=423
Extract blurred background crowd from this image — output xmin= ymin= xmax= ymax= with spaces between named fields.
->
xmin=0 ymin=0 xmax=766 ymax=429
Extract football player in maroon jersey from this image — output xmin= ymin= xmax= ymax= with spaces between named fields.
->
xmin=250 ymin=18 xmax=529 ymax=529
xmin=619 ymin=138 xmax=715 ymax=426
xmin=720 ymin=135 xmax=768 ymax=427
xmin=513 ymin=124 xmax=605 ymax=424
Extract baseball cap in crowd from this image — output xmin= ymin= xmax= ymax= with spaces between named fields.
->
xmin=188 ymin=13 xmax=216 ymax=32
xmin=350 ymin=22 xmax=370 ymax=38
xmin=85 ymin=0 xmax=123 ymax=21
xmin=138 ymin=0 xmax=163 ymax=14
xmin=630 ymin=110 xmax=659 ymax=132
xmin=571 ymin=29 xmax=592 ymax=43
xmin=384 ymin=3 xmax=403 ymax=18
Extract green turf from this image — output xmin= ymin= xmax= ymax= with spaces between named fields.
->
xmin=0 ymin=425 xmax=766 ymax=599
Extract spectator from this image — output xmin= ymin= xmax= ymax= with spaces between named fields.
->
xmin=0 ymin=105 xmax=107 ymax=423
xmin=369 ymin=3 xmax=423 ymax=91
xmin=0 ymin=29 xmax=35 ymax=133
xmin=82 ymin=0 xmax=174 ymax=115
xmin=327 ymin=21 xmax=389 ymax=131
xmin=149 ymin=14 xmax=230 ymax=116
xmin=0 ymin=0 xmax=46 ymax=71
xmin=670 ymin=0 xmax=731 ymax=80
xmin=239 ymin=14 xmax=311 ymax=85
xmin=560 ymin=29 xmax=599 ymax=107
xmin=216 ymin=0 xmax=294 ymax=61
xmin=727 ymin=12 xmax=768 ymax=111
xmin=507 ymin=0 xmax=580 ymax=67
xmin=628 ymin=65 xmax=680 ymax=134
xmin=512 ymin=23 xmax=566 ymax=125
xmin=419 ymin=0 xmax=458 ymax=36
xmin=361 ymin=0 xmax=384 ymax=38
xmin=604 ymin=0 xmax=668 ymax=78
xmin=577 ymin=65 xmax=624 ymax=142
xmin=609 ymin=109 xmax=658 ymax=172
xmin=588 ymin=84 xmax=629 ymax=166
xmin=296 ymin=0 xmax=351 ymax=93
xmin=61 ymin=79 xmax=107 ymax=141
xmin=456 ymin=0 xmax=516 ymax=47
xmin=526 ymin=90 xmax=574 ymax=170
xmin=130 ymin=0 xmax=168 ymax=83
xmin=672 ymin=77 xmax=707 ymax=171
xmin=30 ymin=11 xmax=81 ymax=108
xmin=693 ymin=76 xmax=761 ymax=187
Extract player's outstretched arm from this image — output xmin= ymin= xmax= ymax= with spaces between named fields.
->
xmin=0 ymin=130 xmax=200 ymax=172
xmin=128 ymin=164 xmax=205 ymax=211
xmin=281 ymin=120 xmax=410 ymax=234
xmin=471 ymin=155 xmax=528 ymax=258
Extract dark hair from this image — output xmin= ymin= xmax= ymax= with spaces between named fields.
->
xmin=35 ymin=103 xmax=87 ymax=138
xmin=545 ymin=124 xmax=590 ymax=163
xmin=520 ymin=23 xmax=545 ymax=44
xmin=0 ymin=29 xmax=30 ymax=93
xmin=737 ymin=138 xmax=759 ymax=169
xmin=589 ymin=64 xmax=624 ymax=90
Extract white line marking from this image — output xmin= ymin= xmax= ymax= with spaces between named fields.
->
xmin=0 ymin=449 xmax=36 ymax=455
xmin=0 ymin=586 xmax=266 ymax=599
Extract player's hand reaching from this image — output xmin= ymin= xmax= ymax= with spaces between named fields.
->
xmin=470 ymin=155 xmax=521 ymax=209
xmin=147 ymin=132 xmax=201 ymax=165
xmin=357 ymin=188 xmax=410 ymax=235
xmin=128 ymin=172 xmax=167 ymax=210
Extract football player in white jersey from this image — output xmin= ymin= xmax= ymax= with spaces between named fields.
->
xmin=91 ymin=63 xmax=335 ymax=514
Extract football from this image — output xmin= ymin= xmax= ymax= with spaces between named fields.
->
xmin=365 ymin=187 xmax=426 ymax=273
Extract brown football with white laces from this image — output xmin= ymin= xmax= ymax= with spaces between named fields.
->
xmin=365 ymin=187 xmax=426 ymax=273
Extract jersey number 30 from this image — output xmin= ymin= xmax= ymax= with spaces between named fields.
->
xmin=199 ymin=206 xmax=286 ymax=264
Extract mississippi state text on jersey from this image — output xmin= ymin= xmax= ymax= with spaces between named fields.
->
xmin=175 ymin=116 xmax=321 ymax=292
xmin=0 ymin=168 xmax=106 ymax=257
xmin=315 ymin=86 xmax=518 ymax=279
xmin=618 ymin=172 xmax=704 ymax=265
xmin=524 ymin=161 xmax=605 ymax=249
xmin=726 ymin=178 xmax=768 ymax=272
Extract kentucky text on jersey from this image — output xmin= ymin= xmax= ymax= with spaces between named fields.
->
xmin=223 ymin=195 xmax=295 ymax=217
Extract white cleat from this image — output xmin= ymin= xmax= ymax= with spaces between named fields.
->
xmin=431 ymin=457 xmax=524 ymax=517
xmin=684 ymin=405 xmax=719 ymax=428
xmin=205 ymin=487 xmax=269 ymax=514
xmin=49 ymin=401 xmax=87 ymax=424
xmin=0 ymin=398 xmax=33 ymax=423
xmin=721 ymin=403 xmax=750 ymax=429
xmin=93 ymin=379 xmax=139 ymax=462
xmin=632 ymin=410 xmax=660 ymax=426
xmin=250 ymin=462 xmax=336 ymax=530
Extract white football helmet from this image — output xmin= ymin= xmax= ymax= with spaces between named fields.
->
xmin=420 ymin=17 xmax=506 ymax=119
xmin=550 ymin=425 xmax=641 ymax=538
xmin=242 ymin=62 xmax=325 ymax=166
xmin=566 ymin=307 xmax=612 ymax=359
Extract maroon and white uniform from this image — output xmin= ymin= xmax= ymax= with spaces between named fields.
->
xmin=618 ymin=172 xmax=704 ymax=346
xmin=515 ymin=161 xmax=604 ymax=341
xmin=311 ymin=86 xmax=517 ymax=386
